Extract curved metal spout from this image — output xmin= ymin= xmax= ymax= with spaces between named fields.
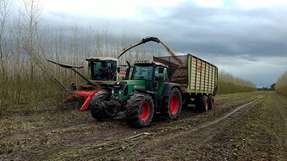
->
xmin=118 ymin=37 xmax=183 ymax=65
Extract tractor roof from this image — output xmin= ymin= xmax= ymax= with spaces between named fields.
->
xmin=86 ymin=57 xmax=118 ymax=62
xmin=135 ymin=60 xmax=168 ymax=68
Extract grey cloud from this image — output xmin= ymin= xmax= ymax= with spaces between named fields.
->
xmin=40 ymin=2 xmax=287 ymax=87
xmin=139 ymin=3 xmax=287 ymax=57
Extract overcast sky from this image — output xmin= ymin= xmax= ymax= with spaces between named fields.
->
xmin=18 ymin=0 xmax=287 ymax=87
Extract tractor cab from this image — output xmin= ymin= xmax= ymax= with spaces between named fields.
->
xmin=86 ymin=57 xmax=119 ymax=81
xmin=131 ymin=60 xmax=169 ymax=90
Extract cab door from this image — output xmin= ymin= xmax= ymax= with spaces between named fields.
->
xmin=154 ymin=66 xmax=168 ymax=110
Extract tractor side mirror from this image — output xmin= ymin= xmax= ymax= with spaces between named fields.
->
xmin=117 ymin=67 xmax=120 ymax=73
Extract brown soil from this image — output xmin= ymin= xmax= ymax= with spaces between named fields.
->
xmin=1 ymin=91 xmax=287 ymax=161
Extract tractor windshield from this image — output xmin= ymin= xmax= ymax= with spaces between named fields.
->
xmin=91 ymin=60 xmax=117 ymax=81
xmin=132 ymin=65 xmax=153 ymax=80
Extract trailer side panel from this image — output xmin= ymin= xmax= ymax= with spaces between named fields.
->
xmin=155 ymin=54 xmax=218 ymax=95
xmin=188 ymin=55 xmax=217 ymax=95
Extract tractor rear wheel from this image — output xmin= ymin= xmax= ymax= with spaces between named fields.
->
xmin=196 ymin=95 xmax=208 ymax=112
xmin=90 ymin=90 xmax=109 ymax=121
xmin=162 ymin=88 xmax=182 ymax=120
xmin=126 ymin=93 xmax=154 ymax=128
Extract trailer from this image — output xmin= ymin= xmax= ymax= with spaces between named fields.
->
xmin=155 ymin=54 xmax=218 ymax=112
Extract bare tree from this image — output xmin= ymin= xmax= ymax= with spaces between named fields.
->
xmin=22 ymin=0 xmax=41 ymax=80
xmin=22 ymin=0 xmax=41 ymax=51
xmin=0 ymin=0 xmax=9 ymax=73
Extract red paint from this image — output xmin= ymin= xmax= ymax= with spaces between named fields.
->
xmin=170 ymin=96 xmax=180 ymax=115
xmin=74 ymin=91 xmax=98 ymax=111
xmin=139 ymin=101 xmax=151 ymax=122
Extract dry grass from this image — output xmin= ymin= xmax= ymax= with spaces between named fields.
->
xmin=275 ymin=71 xmax=287 ymax=96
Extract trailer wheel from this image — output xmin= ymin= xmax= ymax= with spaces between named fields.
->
xmin=208 ymin=95 xmax=214 ymax=110
xmin=90 ymin=90 xmax=109 ymax=121
xmin=126 ymin=93 xmax=154 ymax=128
xmin=162 ymin=88 xmax=182 ymax=120
xmin=196 ymin=95 xmax=208 ymax=112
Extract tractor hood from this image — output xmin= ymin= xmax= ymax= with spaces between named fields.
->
xmin=121 ymin=80 xmax=146 ymax=91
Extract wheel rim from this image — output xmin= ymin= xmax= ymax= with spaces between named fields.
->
xmin=139 ymin=101 xmax=151 ymax=122
xmin=170 ymin=96 xmax=180 ymax=115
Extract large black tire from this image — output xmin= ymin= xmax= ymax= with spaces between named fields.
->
xmin=126 ymin=93 xmax=154 ymax=128
xmin=90 ymin=90 xmax=109 ymax=121
xmin=196 ymin=95 xmax=208 ymax=112
xmin=208 ymin=95 xmax=214 ymax=110
xmin=162 ymin=88 xmax=182 ymax=120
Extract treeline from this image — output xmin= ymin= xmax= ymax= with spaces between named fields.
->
xmin=276 ymin=71 xmax=287 ymax=96
xmin=0 ymin=0 xmax=257 ymax=109
xmin=0 ymin=0 xmax=160 ymax=109
xmin=217 ymin=72 xmax=256 ymax=94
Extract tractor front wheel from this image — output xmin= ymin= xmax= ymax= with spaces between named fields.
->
xmin=126 ymin=93 xmax=154 ymax=128
xmin=162 ymin=88 xmax=182 ymax=120
xmin=90 ymin=90 xmax=109 ymax=121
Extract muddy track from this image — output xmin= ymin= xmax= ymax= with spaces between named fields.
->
xmin=2 ymin=91 xmax=286 ymax=161
xmin=49 ymin=94 xmax=261 ymax=161
xmin=72 ymin=99 xmax=260 ymax=161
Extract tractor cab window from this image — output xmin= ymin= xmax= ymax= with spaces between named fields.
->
xmin=155 ymin=66 xmax=168 ymax=81
xmin=91 ymin=60 xmax=117 ymax=81
xmin=132 ymin=65 xmax=153 ymax=80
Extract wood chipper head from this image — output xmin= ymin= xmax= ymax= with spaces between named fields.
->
xmin=47 ymin=57 xmax=120 ymax=111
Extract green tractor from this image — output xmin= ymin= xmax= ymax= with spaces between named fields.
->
xmin=90 ymin=59 xmax=183 ymax=127
xmin=89 ymin=37 xmax=218 ymax=127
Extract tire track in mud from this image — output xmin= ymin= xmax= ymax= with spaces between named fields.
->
xmin=39 ymin=100 xmax=253 ymax=148
xmin=0 ymin=93 xmax=263 ymax=161
xmin=78 ymin=98 xmax=261 ymax=160
xmin=80 ymin=97 xmax=260 ymax=146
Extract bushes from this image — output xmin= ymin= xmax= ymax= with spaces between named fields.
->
xmin=275 ymin=72 xmax=287 ymax=96
xmin=218 ymin=72 xmax=256 ymax=94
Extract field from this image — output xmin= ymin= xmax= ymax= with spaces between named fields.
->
xmin=1 ymin=91 xmax=287 ymax=161
xmin=0 ymin=1 xmax=283 ymax=160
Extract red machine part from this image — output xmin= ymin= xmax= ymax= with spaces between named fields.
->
xmin=74 ymin=91 xmax=98 ymax=111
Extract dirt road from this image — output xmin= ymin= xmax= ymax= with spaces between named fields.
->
xmin=1 ymin=91 xmax=287 ymax=161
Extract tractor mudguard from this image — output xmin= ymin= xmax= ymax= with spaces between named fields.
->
xmin=162 ymin=83 xmax=181 ymax=97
